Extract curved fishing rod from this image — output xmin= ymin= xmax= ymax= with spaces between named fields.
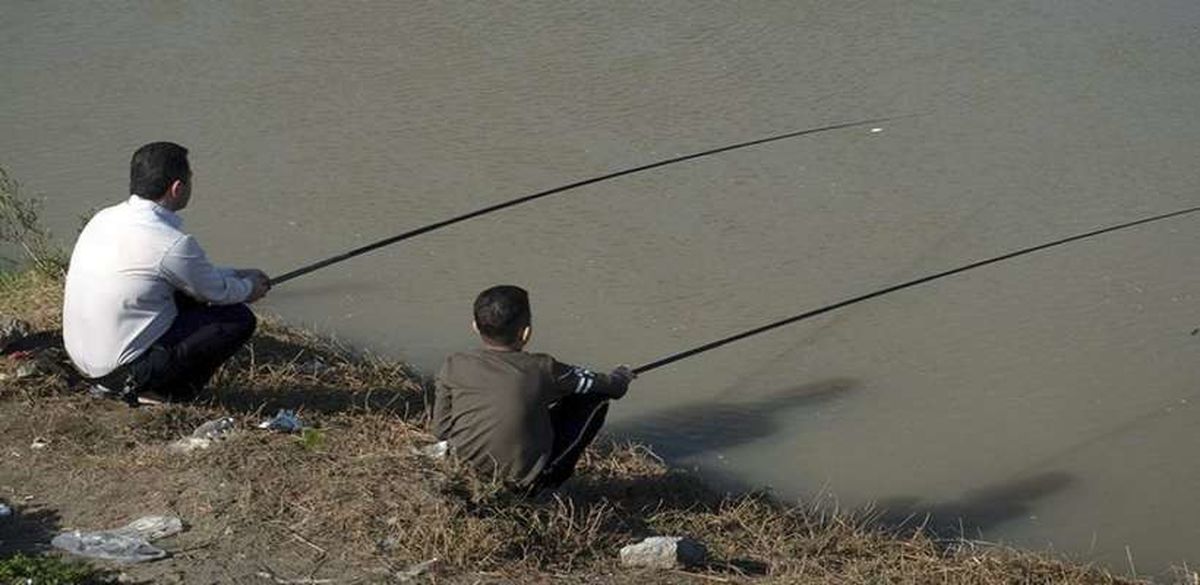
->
xmin=270 ymin=115 xmax=913 ymax=285
xmin=633 ymin=204 xmax=1200 ymax=374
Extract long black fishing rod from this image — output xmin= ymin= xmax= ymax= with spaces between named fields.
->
xmin=633 ymin=204 xmax=1200 ymax=374
xmin=270 ymin=115 xmax=912 ymax=285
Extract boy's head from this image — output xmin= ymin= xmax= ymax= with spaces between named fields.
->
xmin=473 ymin=285 xmax=531 ymax=349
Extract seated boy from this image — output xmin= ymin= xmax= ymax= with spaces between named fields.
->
xmin=432 ymin=285 xmax=635 ymax=494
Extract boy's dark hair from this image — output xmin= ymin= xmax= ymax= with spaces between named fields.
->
xmin=130 ymin=142 xmax=190 ymax=200
xmin=473 ymin=285 xmax=531 ymax=346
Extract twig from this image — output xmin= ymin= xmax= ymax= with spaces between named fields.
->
xmin=672 ymin=569 xmax=730 ymax=583
xmin=255 ymin=570 xmax=335 ymax=584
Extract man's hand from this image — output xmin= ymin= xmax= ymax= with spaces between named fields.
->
xmin=240 ymin=269 xmax=271 ymax=303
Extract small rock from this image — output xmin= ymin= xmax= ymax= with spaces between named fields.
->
xmin=0 ymin=503 xmax=12 ymax=518
xmin=619 ymin=536 xmax=707 ymax=569
xmin=30 ymin=437 xmax=49 ymax=450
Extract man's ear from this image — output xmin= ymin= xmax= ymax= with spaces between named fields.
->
xmin=471 ymin=320 xmax=479 ymax=334
xmin=167 ymin=179 xmax=186 ymax=199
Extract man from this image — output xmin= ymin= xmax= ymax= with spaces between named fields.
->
xmin=63 ymin=141 xmax=270 ymax=406
xmin=432 ymin=285 xmax=635 ymax=494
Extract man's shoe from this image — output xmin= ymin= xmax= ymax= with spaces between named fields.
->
xmin=88 ymin=384 xmax=120 ymax=399
xmin=135 ymin=389 xmax=169 ymax=406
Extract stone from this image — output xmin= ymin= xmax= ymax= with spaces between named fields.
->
xmin=619 ymin=536 xmax=707 ymax=569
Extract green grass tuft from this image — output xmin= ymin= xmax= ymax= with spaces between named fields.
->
xmin=0 ymin=553 xmax=115 ymax=585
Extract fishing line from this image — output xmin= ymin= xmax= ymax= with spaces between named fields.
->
xmin=270 ymin=115 xmax=914 ymax=285
xmin=633 ymin=205 xmax=1200 ymax=374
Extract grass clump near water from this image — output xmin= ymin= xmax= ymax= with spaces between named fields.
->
xmin=0 ymin=168 xmax=1149 ymax=583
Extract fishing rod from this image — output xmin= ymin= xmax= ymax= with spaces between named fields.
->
xmin=270 ymin=115 xmax=913 ymax=286
xmin=632 ymin=204 xmax=1200 ymax=374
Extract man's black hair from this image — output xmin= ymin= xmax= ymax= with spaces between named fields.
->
xmin=130 ymin=142 xmax=190 ymax=200
xmin=473 ymin=285 xmax=531 ymax=346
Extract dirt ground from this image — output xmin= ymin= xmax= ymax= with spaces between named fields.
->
xmin=0 ymin=271 xmax=1151 ymax=584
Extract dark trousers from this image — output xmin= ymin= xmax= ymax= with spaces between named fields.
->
xmin=94 ymin=294 xmax=256 ymax=403
xmin=533 ymin=394 xmax=611 ymax=492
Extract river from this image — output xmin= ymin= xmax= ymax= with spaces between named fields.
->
xmin=3 ymin=1 xmax=1200 ymax=575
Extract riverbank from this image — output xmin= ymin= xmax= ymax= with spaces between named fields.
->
xmin=0 ymin=269 xmax=1155 ymax=584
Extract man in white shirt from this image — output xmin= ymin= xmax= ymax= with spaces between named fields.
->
xmin=63 ymin=142 xmax=270 ymax=405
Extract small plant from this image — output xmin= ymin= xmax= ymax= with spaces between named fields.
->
xmin=0 ymin=166 xmax=67 ymax=277
xmin=0 ymin=553 xmax=115 ymax=585
xmin=299 ymin=427 xmax=326 ymax=451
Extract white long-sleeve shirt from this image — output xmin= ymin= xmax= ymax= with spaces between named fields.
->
xmin=63 ymin=195 xmax=255 ymax=378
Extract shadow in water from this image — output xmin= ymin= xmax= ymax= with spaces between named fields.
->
xmin=872 ymin=471 xmax=1076 ymax=539
xmin=607 ymin=377 xmax=857 ymax=460
xmin=0 ymin=503 xmax=62 ymax=556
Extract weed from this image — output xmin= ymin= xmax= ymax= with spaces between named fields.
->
xmin=0 ymin=553 xmax=115 ymax=585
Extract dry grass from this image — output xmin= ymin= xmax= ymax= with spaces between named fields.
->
xmin=0 ymin=271 xmax=1151 ymax=584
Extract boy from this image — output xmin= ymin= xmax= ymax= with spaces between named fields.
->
xmin=432 ymin=285 xmax=635 ymax=493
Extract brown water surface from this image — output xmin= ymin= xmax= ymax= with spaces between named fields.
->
xmin=4 ymin=1 xmax=1200 ymax=574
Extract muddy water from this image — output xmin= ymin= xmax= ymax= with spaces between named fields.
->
xmin=4 ymin=1 xmax=1200 ymax=574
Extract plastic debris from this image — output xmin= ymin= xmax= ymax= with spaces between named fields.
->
xmin=1 ymin=361 xmax=40 ymax=381
xmin=51 ymin=530 xmax=166 ymax=563
xmin=258 ymin=409 xmax=304 ymax=433
xmin=870 ymin=127 xmax=883 ymax=133
xmin=169 ymin=437 xmax=212 ymax=453
xmin=30 ymin=437 xmax=48 ymax=450
xmin=170 ymin=417 xmax=237 ymax=452
xmin=192 ymin=417 xmax=236 ymax=440
xmin=0 ymin=317 xmax=31 ymax=353
xmin=51 ymin=515 xmax=182 ymax=564
xmin=111 ymin=515 xmax=184 ymax=541
xmin=413 ymin=440 xmax=450 ymax=459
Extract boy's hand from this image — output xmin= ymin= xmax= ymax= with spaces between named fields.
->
xmin=611 ymin=365 xmax=637 ymax=384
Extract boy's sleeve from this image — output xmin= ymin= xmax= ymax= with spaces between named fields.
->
xmin=431 ymin=360 xmax=454 ymax=439
xmin=547 ymin=358 xmax=629 ymax=401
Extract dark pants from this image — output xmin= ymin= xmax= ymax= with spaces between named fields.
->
xmin=532 ymin=394 xmax=611 ymax=493
xmin=94 ymin=294 xmax=256 ymax=404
